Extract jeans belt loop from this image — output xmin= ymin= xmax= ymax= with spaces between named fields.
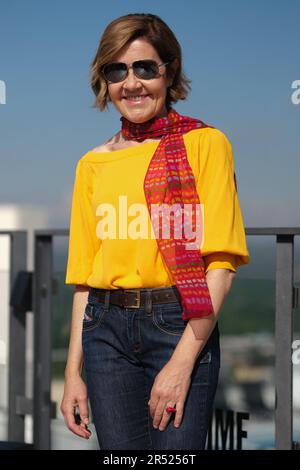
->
xmin=144 ymin=290 xmax=152 ymax=314
xmin=104 ymin=290 xmax=110 ymax=312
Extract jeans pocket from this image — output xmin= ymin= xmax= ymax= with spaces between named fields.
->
xmin=153 ymin=302 xmax=188 ymax=336
xmin=82 ymin=302 xmax=106 ymax=332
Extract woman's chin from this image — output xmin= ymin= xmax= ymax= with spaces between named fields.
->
xmin=122 ymin=109 xmax=155 ymax=123
xmin=117 ymin=100 xmax=167 ymax=123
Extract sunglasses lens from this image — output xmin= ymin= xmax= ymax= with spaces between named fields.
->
xmin=102 ymin=60 xmax=162 ymax=83
xmin=103 ymin=63 xmax=127 ymax=83
xmin=133 ymin=60 xmax=159 ymax=79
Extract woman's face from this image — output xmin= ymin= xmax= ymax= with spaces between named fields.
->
xmin=106 ymin=38 xmax=171 ymax=124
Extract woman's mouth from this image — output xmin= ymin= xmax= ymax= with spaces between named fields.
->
xmin=123 ymin=95 xmax=149 ymax=104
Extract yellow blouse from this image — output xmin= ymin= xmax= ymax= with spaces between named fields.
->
xmin=65 ymin=127 xmax=250 ymax=288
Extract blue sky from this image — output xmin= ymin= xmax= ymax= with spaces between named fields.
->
xmin=0 ymin=0 xmax=299 ymax=227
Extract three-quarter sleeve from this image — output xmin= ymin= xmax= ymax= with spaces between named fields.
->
xmin=196 ymin=128 xmax=250 ymax=273
xmin=65 ymin=159 xmax=100 ymax=285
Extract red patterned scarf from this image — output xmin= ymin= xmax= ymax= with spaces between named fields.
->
xmin=121 ymin=107 xmax=214 ymax=320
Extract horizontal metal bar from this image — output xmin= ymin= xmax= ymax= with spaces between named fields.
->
xmin=245 ymin=227 xmax=300 ymax=236
xmin=34 ymin=229 xmax=69 ymax=237
xmin=0 ymin=230 xmax=30 ymax=235
xmin=14 ymin=227 xmax=300 ymax=237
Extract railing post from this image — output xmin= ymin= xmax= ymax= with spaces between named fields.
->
xmin=8 ymin=231 xmax=27 ymax=442
xmin=275 ymin=234 xmax=294 ymax=449
xmin=33 ymin=234 xmax=53 ymax=450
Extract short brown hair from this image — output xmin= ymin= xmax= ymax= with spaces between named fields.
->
xmin=90 ymin=13 xmax=191 ymax=111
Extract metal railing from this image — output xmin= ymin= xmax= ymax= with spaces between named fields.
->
xmin=0 ymin=230 xmax=27 ymax=445
xmin=1 ymin=227 xmax=300 ymax=450
xmin=246 ymin=228 xmax=300 ymax=450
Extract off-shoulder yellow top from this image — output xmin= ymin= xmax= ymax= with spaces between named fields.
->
xmin=65 ymin=127 xmax=250 ymax=288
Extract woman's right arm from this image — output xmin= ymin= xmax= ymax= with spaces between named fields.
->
xmin=60 ymin=285 xmax=92 ymax=439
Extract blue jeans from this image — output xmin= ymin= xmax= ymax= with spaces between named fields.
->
xmin=82 ymin=288 xmax=220 ymax=450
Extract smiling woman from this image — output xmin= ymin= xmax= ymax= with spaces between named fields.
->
xmin=61 ymin=12 xmax=250 ymax=451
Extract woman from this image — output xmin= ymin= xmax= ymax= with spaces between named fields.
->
xmin=60 ymin=13 xmax=249 ymax=450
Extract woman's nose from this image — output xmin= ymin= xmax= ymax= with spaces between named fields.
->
xmin=123 ymin=67 xmax=142 ymax=89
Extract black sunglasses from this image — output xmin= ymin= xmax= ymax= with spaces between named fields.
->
xmin=101 ymin=59 xmax=171 ymax=83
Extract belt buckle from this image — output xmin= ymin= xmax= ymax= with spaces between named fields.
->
xmin=124 ymin=289 xmax=141 ymax=308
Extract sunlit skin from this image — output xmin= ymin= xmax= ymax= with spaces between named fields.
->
xmin=106 ymin=38 xmax=172 ymax=125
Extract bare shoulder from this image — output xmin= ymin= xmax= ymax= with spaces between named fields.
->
xmin=91 ymin=131 xmax=123 ymax=153
xmin=91 ymin=143 xmax=110 ymax=153
xmin=91 ymin=130 xmax=160 ymax=153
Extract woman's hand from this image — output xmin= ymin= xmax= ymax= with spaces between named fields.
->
xmin=60 ymin=373 xmax=92 ymax=439
xmin=148 ymin=359 xmax=192 ymax=431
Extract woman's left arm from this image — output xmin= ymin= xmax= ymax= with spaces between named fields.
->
xmin=148 ymin=268 xmax=235 ymax=430
xmin=171 ymin=267 xmax=236 ymax=367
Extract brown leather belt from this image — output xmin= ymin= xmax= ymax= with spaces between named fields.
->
xmin=89 ymin=286 xmax=181 ymax=309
